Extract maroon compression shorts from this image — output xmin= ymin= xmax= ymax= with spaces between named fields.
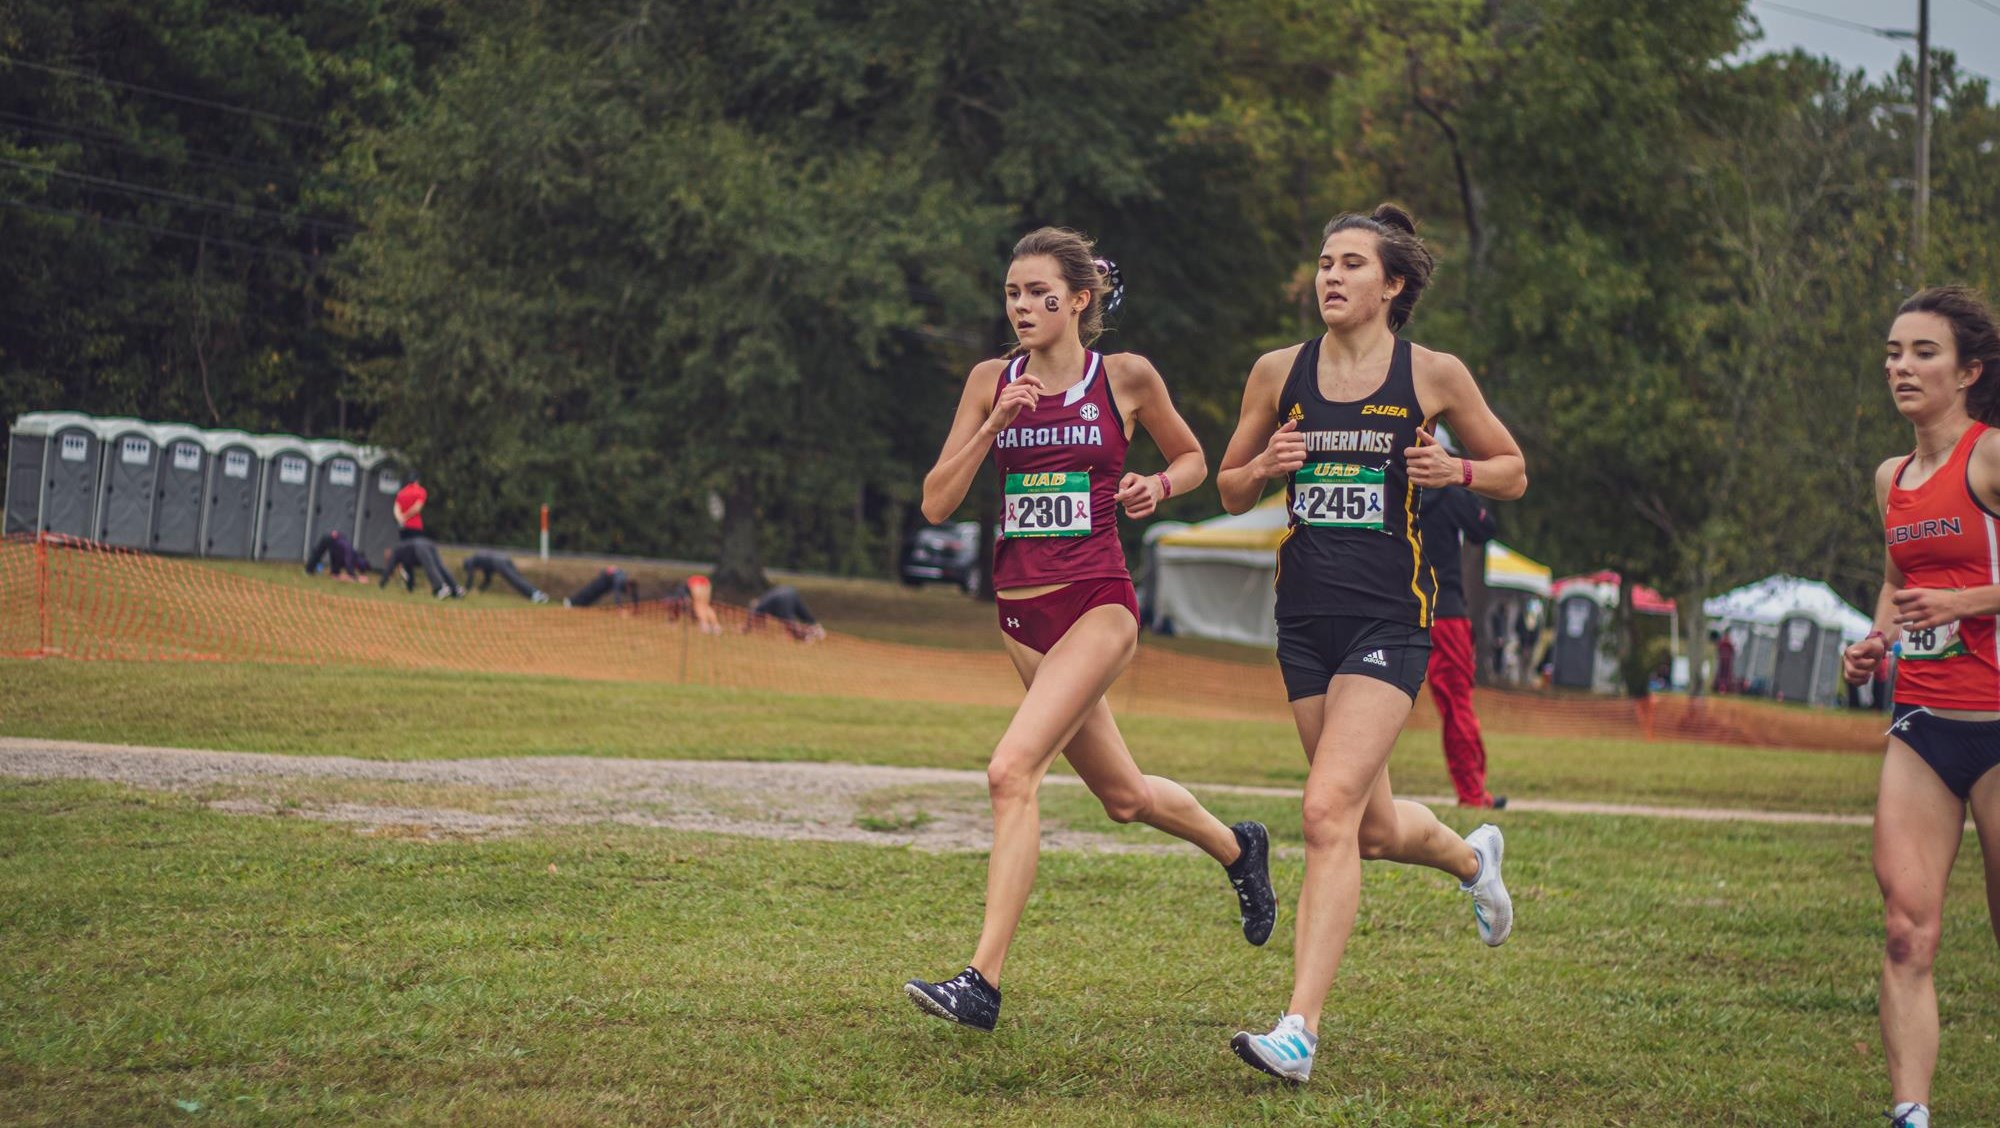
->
xmin=996 ymin=577 xmax=1139 ymax=654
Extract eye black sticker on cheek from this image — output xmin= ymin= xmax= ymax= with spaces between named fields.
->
xmin=1044 ymin=296 xmax=1061 ymax=313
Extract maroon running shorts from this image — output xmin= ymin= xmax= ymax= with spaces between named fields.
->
xmin=996 ymin=576 xmax=1139 ymax=654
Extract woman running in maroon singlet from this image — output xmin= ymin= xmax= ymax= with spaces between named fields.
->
xmin=1842 ymin=287 xmax=2000 ymax=1128
xmin=902 ymin=228 xmax=1276 ymax=1032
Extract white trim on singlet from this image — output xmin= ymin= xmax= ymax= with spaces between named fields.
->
xmin=1987 ymin=513 xmax=1999 ymax=704
xmin=1005 ymin=351 xmax=1101 ymax=407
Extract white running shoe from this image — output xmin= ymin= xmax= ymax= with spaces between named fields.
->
xmin=1888 ymin=1101 xmax=1931 ymax=1127
xmin=1230 ymin=1013 xmax=1316 ymax=1082
xmin=1461 ymin=823 xmax=1512 ymax=946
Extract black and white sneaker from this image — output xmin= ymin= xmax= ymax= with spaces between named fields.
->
xmin=904 ymin=966 xmax=1001 ymax=1031
xmin=1226 ymin=821 xmax=1277 ymax=946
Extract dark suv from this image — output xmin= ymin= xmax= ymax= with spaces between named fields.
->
xmin=900 ymin=521 xmax=982 ymax=595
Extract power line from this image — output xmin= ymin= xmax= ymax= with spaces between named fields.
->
xmin=1752 ymin=0 xmax=1913 ymax=39
xmin=0 ymin=112 xmax=336 ymax=187
xmin=0 ymin=55 xmax=320 ymax=130
xmin=0 ymin=156 xmax=359 ymax=233
xmin=0 ymin=197 xmax=313 ymax=259
xmin=1956 ymin=0 xmax=2000 ymax=20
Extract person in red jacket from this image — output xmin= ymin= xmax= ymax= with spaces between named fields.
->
xmin=393 ymin=476 xmax=427 ymax=540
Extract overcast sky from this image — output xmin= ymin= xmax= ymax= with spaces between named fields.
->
xmin=1741 ymin=0 xmax=2000 ymax=85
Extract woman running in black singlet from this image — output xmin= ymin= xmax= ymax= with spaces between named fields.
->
xmin=902 ymin=227 xmax=1276 ymax=1034
xmin=1216 ymin=204 xmax=1527 ymax=1083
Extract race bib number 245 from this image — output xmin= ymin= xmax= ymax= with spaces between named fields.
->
xmin=1292 ymin=463 xmax=1385 ymax=531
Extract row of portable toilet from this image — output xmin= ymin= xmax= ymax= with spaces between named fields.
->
xmin=3 ymin=412 xmax=407 ymax=561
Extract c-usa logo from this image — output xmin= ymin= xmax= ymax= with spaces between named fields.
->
xmin=1079 ymin=403 xmax=1100 ymax=422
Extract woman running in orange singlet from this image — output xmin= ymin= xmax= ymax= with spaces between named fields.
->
xmin=901 ymin=228 xmax=1276 ymax=1032
xmin=1843 ymin=287 xmax=2000 ymax=1128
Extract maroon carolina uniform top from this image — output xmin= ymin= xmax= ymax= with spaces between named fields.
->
xmin=989 ymin=350 xmax=1132 ymax=590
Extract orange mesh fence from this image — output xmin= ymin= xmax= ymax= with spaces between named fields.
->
xmin=0 ymin=535 xmax=1888 ymax=751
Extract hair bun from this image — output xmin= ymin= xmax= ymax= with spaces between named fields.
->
xmin=1371 ymin=203 xmax=1417 ymax=235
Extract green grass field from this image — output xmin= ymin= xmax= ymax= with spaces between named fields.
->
xmin=2 ymin=573 xmax=1996 ymax=1124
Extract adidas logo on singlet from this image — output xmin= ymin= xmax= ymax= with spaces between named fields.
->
xmin=1363 ymin=650 xmax=1388 ymax=667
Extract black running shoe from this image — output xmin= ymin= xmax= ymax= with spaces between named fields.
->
xmin=1226 ymin=821 xmax=1276 ymax=946
xmin=904 ymin=966 xmax=1001 ymax=1031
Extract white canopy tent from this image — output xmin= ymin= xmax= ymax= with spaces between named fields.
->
xmin=1704 ymin=574 xmax=1872 ymax=705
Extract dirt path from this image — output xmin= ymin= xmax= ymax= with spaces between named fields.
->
xmin=0 ymin=737 xmax=1872 ymax=851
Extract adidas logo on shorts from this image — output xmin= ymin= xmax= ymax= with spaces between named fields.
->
xmin=1363 ymin=649 xmax=1389 ymax=667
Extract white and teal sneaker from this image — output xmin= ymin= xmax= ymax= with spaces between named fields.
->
xmin=1230 ymin=1013 xmax=1316 ymax=1082
xmin=1887 ymin=1101 xmax=1931 ymax=1127
xmin=1461 ymin=823 xmax=1512 ymax=946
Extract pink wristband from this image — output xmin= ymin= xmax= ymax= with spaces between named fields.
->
xmin=1461 ymin=459 xmax=1474 ymax=487
xmin=1156 ymin=472 xmax=1173 ymax=500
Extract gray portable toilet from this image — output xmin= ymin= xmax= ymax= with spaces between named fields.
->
xmin=253 ymin=436 xmax=314 ymax=561
xmin=202 ymin=431 xmax=262 ymax=558
xmin=356 ymin=452 xmax=406 ymax=557
xmin=37 ymin=413 xmax=104 ymax=538
xmin=306 ymin=440 xmax=365 ymax=553
xmin=4 ymin=412 xmax=70 ymax=534
xmin=93 ymin=418 xmax=161 ymax=548
xmin=1552 ymin=592 xmax=1602 ymax=689
xmin=149 ymin=424 xmax=209 ymax=555
xmin=1772 ymin=615 xmax=1822 ymax=703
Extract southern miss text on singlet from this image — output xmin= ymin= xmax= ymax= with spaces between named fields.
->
xmin=989 ymin=350 xmax=1131 ymax=590
xmin=1275 ymin=335 xmax=1436 ymax=625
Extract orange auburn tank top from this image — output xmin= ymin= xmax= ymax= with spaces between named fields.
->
xmin=1886 ymin=421 xmax=2000 ymax=709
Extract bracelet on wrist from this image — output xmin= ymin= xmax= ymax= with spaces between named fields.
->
xmin=1460 ymin=458 xmax=1474 ymax=487
xmin=1156 ymin=472 xmax=1173 ymax=499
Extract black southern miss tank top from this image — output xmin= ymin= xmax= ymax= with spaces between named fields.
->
xmin=1275 ymin=335 xmax=1438 ymax=625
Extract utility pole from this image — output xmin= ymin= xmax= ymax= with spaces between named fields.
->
xmin=1915 ymin=0 xmax=1931 ymax=281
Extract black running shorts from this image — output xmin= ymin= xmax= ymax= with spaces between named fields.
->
xmin=1276 ymin=616 xmax=1431 ymax=702
xmin=1888 ymin=704 xmax=2000 ymax=800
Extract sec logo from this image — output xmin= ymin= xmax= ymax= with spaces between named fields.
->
xmin=1079 ymin=403 xmax=1100 ymax=422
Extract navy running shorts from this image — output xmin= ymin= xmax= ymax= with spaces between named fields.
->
xmin=1888 ymin=704 xmax=2000 ymax=800
xmin=1276 ymin=616 xmax=1431 ymax=702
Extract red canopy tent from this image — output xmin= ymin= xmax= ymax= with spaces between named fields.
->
xmin=1551 ymin=571 xmax=1677 ymax=615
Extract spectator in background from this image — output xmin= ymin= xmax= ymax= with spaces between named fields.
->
xmin=380 ymin=538 xmax=461 ymax=598
xmin=665 ymin=574 xmax=722 ymax=633
xmin=394 ymin=474 xmax=427 ymax=540
xmin=744 ymin=584 xmax=824 ymax=642
xmin=1712 ymin=629 xmax=1736 ymax=695
xmin=462 ymin=551 xmax=549 ymax=603
xmin=1417 ymin=480 xmax=1503 ymax=809
xmin=304 ymin=529 xmax=365 ymax=582
xmin=565 ymin=566 xmax=638 ymax=608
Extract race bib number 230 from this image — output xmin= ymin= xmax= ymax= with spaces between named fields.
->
xmin=1004 ymin=472 xmax=1091 ymax=538
xmin=1292 ymin=463 xmax=1385 ymax=531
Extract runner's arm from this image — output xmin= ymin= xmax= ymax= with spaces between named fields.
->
xmin=1216 ymin=350 xmax=1301 ymax=515
xmin=1417 ymin=352 xmax=1526 ymax=501
xmin=922 ymin=360 xmax=1012 ymax=524
xmin=1110 ymin=354 xmax=1205 ymax=518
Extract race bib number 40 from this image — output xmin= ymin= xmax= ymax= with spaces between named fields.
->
xmin=1004 ymin=472 xmax=1091 ymax=538
xmin=1292 ymin=463 xmax=1385 ymax=530
xmin=1901 ymin=620 xmax=1966 ymax=661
